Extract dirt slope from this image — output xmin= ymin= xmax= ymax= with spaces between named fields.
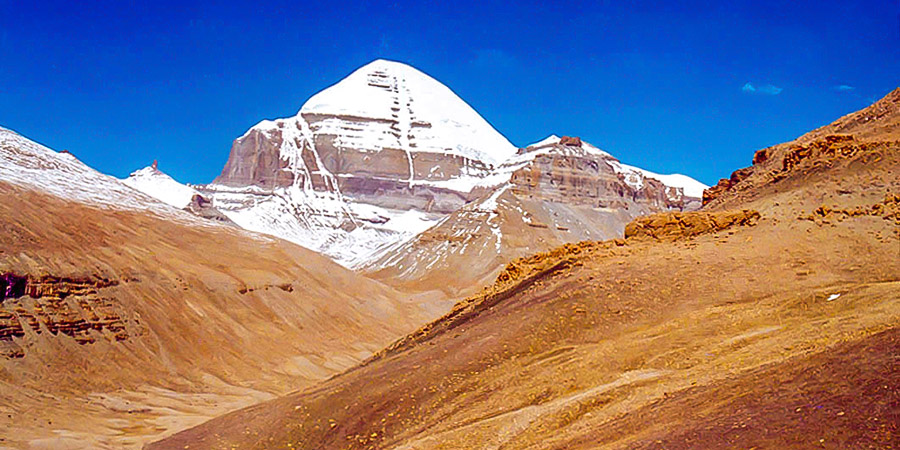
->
xmin=364 ymin=138 xmax=696 ymax=298
xmin=0 ymin=181 xmax=447 ymax=449
xmin=557 ymin=327 xmax=899 ymax=449
xmin=152 ymin=90 xmax=900 ymax=449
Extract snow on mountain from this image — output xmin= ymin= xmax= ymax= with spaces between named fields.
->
xmin=524 ymin=135 xmax=706 ymax=198
xmin=608 ymin=163 xmax=708 ymax=198
xmin=201 ymin=59 xmax=519 ymax=267
xmin=115 ymin=60 xmax=705 ymax=270
xmin=361 ymin=135 xmax=698 ymax=296
xmin=300 ymin=59 xmax=517 ymax=166
xmin=121 ymin=162 xmax=200 ymax=208
xmin=526 ymin=135 xmax=562 ymax=148
xmin=201 ymin=183 xmax=443 ymax=267
xmin=0 ymin=127 xmax=196 ymax=220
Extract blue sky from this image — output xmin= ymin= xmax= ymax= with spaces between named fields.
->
xmin=1 ymin=0 xmax=897 ymax=186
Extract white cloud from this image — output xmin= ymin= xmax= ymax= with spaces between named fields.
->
xmin=742 ymin=82 xmax=782 ymax=95
xmin=834 ymin=84 xmax=855 ymax=92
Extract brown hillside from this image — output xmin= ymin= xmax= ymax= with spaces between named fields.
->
xmin=152 ymin=91 xmax=900 ymax=449
xmin=0 ymin=182 xmax=445 ymax=449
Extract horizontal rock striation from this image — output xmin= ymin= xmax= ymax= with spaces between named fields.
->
xmin=0 ymin=273 xmax=131 ymax=358
xmin=624 ymin=209 xmax=760 ymax=240
xmin=509 ymin=152 xmax=682 ymax=211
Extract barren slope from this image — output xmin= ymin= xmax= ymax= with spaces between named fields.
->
xmin=364 ymin=137 xmax=703 ymax=298
xmin=0 ymin=132 xmax=447 ymax=449
xmin=153 ymin=91 xmax=900 ymax=449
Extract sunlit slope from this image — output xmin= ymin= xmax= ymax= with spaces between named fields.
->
xmin=0 ymin=130 xmax=445 ymax=449
xmin=153 ymin=90 xmax=900 ymax=449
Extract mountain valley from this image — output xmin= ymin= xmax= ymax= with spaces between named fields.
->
xmin=1 ymin=59 xmax=896 ymax=450
xmin=152 ymin=88 xmax=900 ymax=450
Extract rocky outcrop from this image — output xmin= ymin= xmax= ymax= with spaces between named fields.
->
xmin=702 ymin=167 xmax=754 ymax=206
xmin=0 ymin=273 xmax=131 ymax=358
xmin=559 ymin=136 xmax=583 ymax=147
xmin=213 ymin=127 xmax=294 ymax=190
xmin=703 ymin=134 xmax=900 ymax=207
xmin=802 ymin=194 xmax=900 ymax=226
xmin=704 ymin=88 xmax=900 ymax=208
xmin=624 ymin=209 xmax=760 ymax=240
xmin=508 ymin=145 xmax=684 ymax=211
xmin=183 ymin=194 xmax=235 ymax=224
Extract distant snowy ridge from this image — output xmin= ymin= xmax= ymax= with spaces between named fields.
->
xmin=122 ymin=164 xmax=200 ymax=208
xmin=526 ymin=135 xmax=707 ymax=198
xmin=0 ymin=127 xmax=195 ymax=220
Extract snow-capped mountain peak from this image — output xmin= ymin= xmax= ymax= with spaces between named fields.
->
xmin=188 ymin=62 xmax=707 ymax=269
xmin=202 ymin=59 xmax=525 ymax=267
xmin=121 ymin=162 xmax=200 ymax=208
xmin=299 ymin=59 xmax=516 ymax=166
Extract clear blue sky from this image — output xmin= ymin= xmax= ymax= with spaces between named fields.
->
xmin=1 ymin=1 xmax=897 ymax=186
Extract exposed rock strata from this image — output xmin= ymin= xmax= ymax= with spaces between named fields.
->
xmin=0 ymin=273 xmax=130 ymax=358
xmin=363 ymin=137 xmax=699 ymax=296
xmin=624 ymin=210 xmax=760 ymax=240
xmin=183 ymin=194 xmax=235 ymax=224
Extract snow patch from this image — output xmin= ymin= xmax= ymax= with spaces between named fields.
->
xmin=0 ymin=127 xmax=202 ymax=224
xmin=607 ymin=160 xmax=707 ymax=198
xmin=122 ymin=166 xmax=199 ymax=208
xmin=299 ymin=59 xmax=517 ymax=166
xmin=478 ymin=184 xmax=510 ymax=212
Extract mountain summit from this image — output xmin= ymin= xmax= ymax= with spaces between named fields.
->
xmin=200 ymin=60 xmax=522 ymax=267
xmin=299 ymin=59 xmax=517 ymax=165
xmin=123 ymin=59 xmax=705 ymax=268
xmin=214 ymin=59 xmax=516 ymax=192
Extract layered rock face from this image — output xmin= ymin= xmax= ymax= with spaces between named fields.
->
xmin=201 ymin=59 xmax=517 ymax=266
xmin=123 ymin=61 xmax=704 ymax=269
xmin=0 ymin=273 xmax=130 ymax=358
xmin=363 ymin=136 xmax=700 ymax=296
xmin=507 ymin=137 xmax=685 ymax=211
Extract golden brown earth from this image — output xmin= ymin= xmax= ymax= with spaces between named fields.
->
xmin=0 ymin=182 xmax=449 ymax=449
xmin=152 ymin=89 xmax=900 ymax=449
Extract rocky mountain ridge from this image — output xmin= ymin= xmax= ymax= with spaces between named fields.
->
xmin=0 ymin=128 xmax=446 ymax=449
xmin=152 ymin=86 xmax=900 ymax=450
xmin=124 ymin=60 xmax=706 ymax=270
xmin=362 ymin=134 xmax=702 ymax=296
